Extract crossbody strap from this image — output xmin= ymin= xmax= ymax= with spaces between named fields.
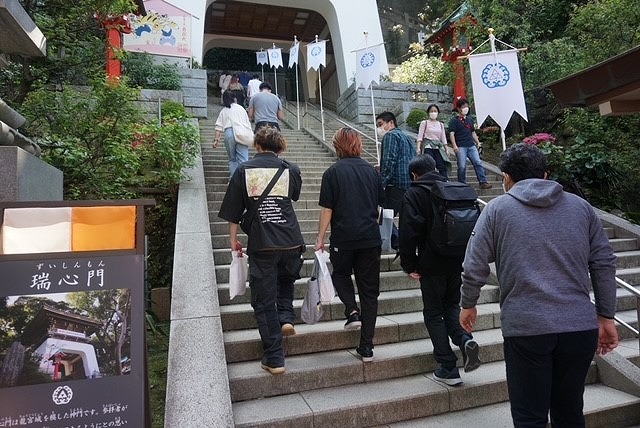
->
xmin=244 ymin=159 xmax=289 ymax=221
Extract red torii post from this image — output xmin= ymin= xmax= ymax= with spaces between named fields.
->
xmin=425 ymin=3 xmax=477 ymax=103
xmin=100 ymin=15 xmax=133 ymax=82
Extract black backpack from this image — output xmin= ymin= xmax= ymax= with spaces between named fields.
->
xmin=419 ymin=181 xmax=481 ymax=257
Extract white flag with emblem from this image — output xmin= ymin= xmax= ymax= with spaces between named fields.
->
xmin=288 ymin=42 xmax=299 ymax=68
xmin=268 ymin=47 xmax=283 ymax=69
xmin=306 ymin=40 xmax=326 ymax=71
xmin=468 ymin=49 xmax=528 ymax=129
xmin=256 ymin=51 xmax=268 ymax=65
xmin=355 ymin=44 xmax=383 ymax=89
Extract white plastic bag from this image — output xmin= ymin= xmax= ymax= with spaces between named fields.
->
xmin=301 ymin=268 xmax=323 ymax=324
xmin=379 ymin=208 xmax=396 ymax=254
xmin=314 ymin=250 xmax=334 ymax=303
xmin=229 ymin=250 xmax=248 ymax=300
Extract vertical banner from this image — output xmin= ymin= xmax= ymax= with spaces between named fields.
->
xmin=123 ymin=0 xmax=192 ymax=58
xmin=267 ymin=48 xmax=283 ymax=69
xmin=288 ymin=42 xmax=299 ymax=68
xmin=467 ymin=50 xmax=528 ymax=129
xmin=256 ymin=51 xmax=268 ymax=66
xmin=306 ymin=40 xmax=326 ymax=71
xmin=354 ymin=43 xmax=383 ymax=89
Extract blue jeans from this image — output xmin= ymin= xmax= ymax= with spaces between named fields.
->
xmin=420 ymin=270 xmax=470 ymax=369
xmin=456 ymin=145 xmax=487 ymax=184
xmin=249 ymin=248 xmax=303 ymax=366
xmin=224 ymin=128 xmax=249 ymax=178
xmin=504 ymin=329 xmax=598 ymax=427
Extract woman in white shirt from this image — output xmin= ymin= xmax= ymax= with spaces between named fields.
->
xmin=416 ymin=104 xmax=450 ymax=179
xmin=214 ymin=91 xmax=253 ymax=178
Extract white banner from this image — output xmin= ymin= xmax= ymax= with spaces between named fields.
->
xmin=256 ymin=51 xmax=268 ymax=65
xmin=306 ymin=40 xmax=326 ymax=71
xmin=355 ymin=44 xmax=383 ymax=89
xmin=288 ymin=42 xmax=299 ymax=68
xmin=468 ymin=50 xmax=528 ymax=129
xmin=268 ymin=48 xmax=283 ymax=69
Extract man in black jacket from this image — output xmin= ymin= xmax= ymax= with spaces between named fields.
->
xmin=398 ymin=154 xmax=480 ymax=386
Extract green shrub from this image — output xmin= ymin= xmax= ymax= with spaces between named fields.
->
xmin=123 ymin=52 xmax=182 ymax=91
xmin=406 ymin=109 xmax=427 ymax=130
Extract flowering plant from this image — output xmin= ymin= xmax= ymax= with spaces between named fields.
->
xmin=522 ymin=133 xmax=557 ymax=145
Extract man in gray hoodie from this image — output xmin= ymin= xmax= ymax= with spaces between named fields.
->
xmin=459 ymin=143 xmax=619 ymax=427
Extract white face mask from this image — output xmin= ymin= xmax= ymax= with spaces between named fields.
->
xmin=429 ymin=111 xmax=438 ymax=120
xmin=376 ymin=125 xmax=388 ymax=139
xmin=461 ymin=107 xmax=470 ymax=115
xmin=502 ymin=182 xmax=508 ymax=193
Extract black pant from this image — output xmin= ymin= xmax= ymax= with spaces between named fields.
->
xmin=384 ymin=185 xmax=406 ymax=217
xmin=420 ymin=270 xmax=469 ymax=368
xmin=504 ymin=329 xmax=598 ymax=427
xmin=329 ymin=245 xmax=381 ymax=348
xmin=424 ymin=147 xmax=448 ymax=179
xmin=249 ymin=248 xmax=303 ymax=366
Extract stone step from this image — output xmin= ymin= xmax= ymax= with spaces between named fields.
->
xmin=222 ymin=300 xmax=501 ymax=363
xmin=228 ymin=328 xmax=506 ymax=402
xmin=231 ymin=360 xmax=624 ymax=427
xmin=217 ymin=269 xmax=424 ymax=306
xmin=616 ymin=250 xmax=640 ymax=269
xmin=386 ymin=383 xmax=640 ymax=428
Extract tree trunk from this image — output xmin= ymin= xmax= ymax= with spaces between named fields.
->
xmin=0 ymin=341 xmax=26 ymax=387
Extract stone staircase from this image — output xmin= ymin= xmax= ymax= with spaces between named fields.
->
xmin=200 ymin=106 xmax=640 ymax=427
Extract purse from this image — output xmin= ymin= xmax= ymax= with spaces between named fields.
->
xmin=238 ymin=160 xmax=289 ymax=234
xmin=233 ymin=123 xmax=254 ymax=146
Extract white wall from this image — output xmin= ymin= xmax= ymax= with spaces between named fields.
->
xmin=181 ymin=0 xmax=388 ymax=95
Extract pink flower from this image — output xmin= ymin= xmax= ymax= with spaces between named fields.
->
xmin=522 ymin=133 xmax=556 ymax=145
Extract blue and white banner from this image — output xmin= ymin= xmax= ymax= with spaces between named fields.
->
xmin=256 ymin=50 xmax=268 ymax=66
xmin=288 ymin=42 xmax=299 ymax=68
xmin=354 ymin=43 xmax=383 ymax=89
xmin=468 ymin=49 xmax=528 ymax=129
xmin=268 ymin=47 xmax=283 ymax=69
xmin=306 ymin=40 xmax=326 ymax=71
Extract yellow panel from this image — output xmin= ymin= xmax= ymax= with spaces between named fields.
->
xmin=72 ymin=206 xmax=136 ymax=251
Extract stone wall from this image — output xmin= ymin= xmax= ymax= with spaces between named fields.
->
xmin=179 ymin=68 xmax=207 ymax=118
xmin=136 ymin=68 xmax=208 ymax=120
xmin=0 ymin=146 xmax=63 ymax=201
xmin=336 ymin=81 xmax=453 ymax=130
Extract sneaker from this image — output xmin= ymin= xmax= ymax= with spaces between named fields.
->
xmin=356 ymin=345 xmax=374 ymax=362
xmin=462 ymin=338 xmax=481 ymax=373
xmin=281 ymin=323 xmax=296 ymax=336
xmin=260 ymin=362 xmax=285 ymax=375
xmin=479 ymin=182 xmax=493 ymax=189
xmin=344 ymin=311 xmax=362 ymax=330
xmin=433 ymin=366 xmax=463 ymax=386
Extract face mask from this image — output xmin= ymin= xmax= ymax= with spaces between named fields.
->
xmin=429 ymin=112 xmax=438 ymax=120
xmin=461 ymin=107 xmax=470 ymax=115
xmin=376 ymin=126 xmax=388 ymax=139
xmin=502 ymin=182 xmax=508 ymax=193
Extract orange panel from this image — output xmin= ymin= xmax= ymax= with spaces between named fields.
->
xmin=72 ymin=206 xmax=136 ymax=251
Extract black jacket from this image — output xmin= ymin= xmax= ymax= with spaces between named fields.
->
xmin=398 ymin=173 xmax=464 ymax=276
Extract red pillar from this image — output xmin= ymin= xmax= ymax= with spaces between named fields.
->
xmin=453 ymin=59 xmax=467 ymax=101
xmin=105 ymin=26 xmax=122 ymax=79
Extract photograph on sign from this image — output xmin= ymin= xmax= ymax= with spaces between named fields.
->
xmin=0 ymin=289 xmax=133 ymax=389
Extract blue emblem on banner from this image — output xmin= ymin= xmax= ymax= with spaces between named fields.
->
xmin=311 ymin=46 xmax=322 ymax=56
xmin=271 ymin=51 xmax=278 ymax=58
xmin=481 ymin=63 xmax=510 ymax=88
xmin=360 ymin=52 xmax=375 ymax=68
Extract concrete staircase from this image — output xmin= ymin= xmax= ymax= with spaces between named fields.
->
xmin=201 ymin=106 xmax=640 ymax=427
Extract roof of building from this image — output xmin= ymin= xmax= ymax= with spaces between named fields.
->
xmin=546 ymin=45 xmax=640 ymax=115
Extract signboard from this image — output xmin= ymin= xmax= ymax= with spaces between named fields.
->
xmin=0 ymin=200 xmax=152 ymax=428
xmin=123 ymin=0 xmax=192 ymax=59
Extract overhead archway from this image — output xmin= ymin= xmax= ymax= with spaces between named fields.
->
xmin=197 ymin=0 xmax=387 ymax=103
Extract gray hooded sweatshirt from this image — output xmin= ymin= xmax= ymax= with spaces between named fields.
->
xmin=461 ymin=178 xmax=617 ymax=337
